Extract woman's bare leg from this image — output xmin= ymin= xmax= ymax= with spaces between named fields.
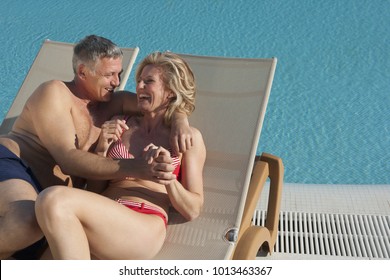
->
xmin=35 ymin=186 xmax=166 ymax=260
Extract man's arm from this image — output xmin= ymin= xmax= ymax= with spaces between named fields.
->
xmin=28 ymin=82 xmax=175 ymax=183
xmin=170 ymin=111 xmax=193 ymax=154
xmin=108 ymin=90 xmax=139 ymax=117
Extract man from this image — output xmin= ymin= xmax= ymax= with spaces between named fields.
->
xmin=0 ymin=35 xmax=192 ymax=259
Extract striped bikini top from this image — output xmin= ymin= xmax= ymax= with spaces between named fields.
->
xmin=106 ymin=116 xmax=181 ymax=177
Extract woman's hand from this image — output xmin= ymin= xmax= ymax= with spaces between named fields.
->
xmin=143 ymin=144 xmax=176 ymax=184
xmin=95 ymin=119 xmax=129 ymax=156
xmin=143 ymin=144 xmax=171 ymax=163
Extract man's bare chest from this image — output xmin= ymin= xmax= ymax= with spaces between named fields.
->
xmin=72 ymin=105 xmax=109 ymax=151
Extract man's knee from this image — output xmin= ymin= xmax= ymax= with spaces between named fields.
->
xmin=14 ymin=200 xmax=39 ymax=228
xmin=0 ymin=199 xmax=38 ymax=232
xmin=0 ymin=199 xmax=43 ymax=258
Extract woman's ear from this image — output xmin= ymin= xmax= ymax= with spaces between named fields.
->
xmin=168 ymin=90 xmax=176 ymax=99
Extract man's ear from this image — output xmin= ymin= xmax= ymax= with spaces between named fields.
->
xmin=77 ymin=64 xmax=87 ymax=80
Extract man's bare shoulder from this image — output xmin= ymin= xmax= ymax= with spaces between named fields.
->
xmin=27 ymin=80 xmax=73 ymax=108
xmin=33 ymin=80 xmax=70 ymax=97
xmin=11 ymin=80 xmax=74 ymax=146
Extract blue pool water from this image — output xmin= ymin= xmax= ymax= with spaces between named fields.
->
xmin=1 ymin=0 xmax=389 ymax=185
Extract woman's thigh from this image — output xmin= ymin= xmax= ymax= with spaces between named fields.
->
xmin=56 ymin=187 xmax=167 ymax=259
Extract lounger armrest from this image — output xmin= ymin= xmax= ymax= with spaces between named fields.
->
xmin=232 ymin=153 xmax=284 ymax=260
xmin=261 ymin=153 xmax=284 ymax=246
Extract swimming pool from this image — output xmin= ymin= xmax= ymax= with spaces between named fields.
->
xmin=1 ymin=0 xmax=389 ymax=184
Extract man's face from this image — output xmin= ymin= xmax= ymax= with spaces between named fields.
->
xmin=84 ymin=57 xmax=123 ymax=102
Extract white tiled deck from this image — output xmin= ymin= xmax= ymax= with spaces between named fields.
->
xmin=257 ymin=183 xmax=390 ymax=216
xmin=255 ymin=183 xmax=390 ymax=259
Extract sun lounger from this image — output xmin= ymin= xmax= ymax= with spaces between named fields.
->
xmin=0 ymin=40 xmax=139 ymax=134
xmin=1 ymin=42 xmax=282 ymax=259
xmin=154 ymin=53 xmax=283 ymax=259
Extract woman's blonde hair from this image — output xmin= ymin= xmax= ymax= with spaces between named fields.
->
xmin=135 ymin=52 xmax=196 ymax=126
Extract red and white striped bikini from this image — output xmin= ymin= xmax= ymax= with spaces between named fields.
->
xmin=107 ymin=116 xmax=181 ymax=226
xmin=116 ymin=199 xmax=168 ymax=226
xmin=107 ymin=138 xmax=181 ymax=177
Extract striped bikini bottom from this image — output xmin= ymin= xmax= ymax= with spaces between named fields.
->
xmin=116 ymin=199 xmax=167 ymax=227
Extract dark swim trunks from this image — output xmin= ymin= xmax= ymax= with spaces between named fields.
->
xmin=0 ymin=144 xmax=43 ymax=192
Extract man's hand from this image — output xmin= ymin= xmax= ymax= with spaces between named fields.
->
xmin=170 ymin=116 xmax=193 ymax=154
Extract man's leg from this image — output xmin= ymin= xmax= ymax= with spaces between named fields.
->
xmin=0 ymin=179 xmax=43 ymax=259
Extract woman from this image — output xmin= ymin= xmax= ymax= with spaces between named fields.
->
xmin=35 ymin=52 xmax=206 ymax=260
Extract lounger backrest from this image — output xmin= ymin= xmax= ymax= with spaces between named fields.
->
xmin=155 ymin=54 xmax=277 ymax=259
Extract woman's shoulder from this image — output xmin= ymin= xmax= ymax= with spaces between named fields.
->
xmin=189 ymin=126 xmax=205 ymax=150
xmin=190 ymin=126 xmax=203 ymax=139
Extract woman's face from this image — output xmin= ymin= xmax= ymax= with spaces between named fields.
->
xmin=136 ymin=65 xmax=173 ymax=114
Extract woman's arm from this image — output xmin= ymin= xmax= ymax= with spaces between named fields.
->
xmin=165 ymin=128 xmax=206 ymax=221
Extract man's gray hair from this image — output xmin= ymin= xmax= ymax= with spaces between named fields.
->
xmin=72 ymin=35 xmax=123 ymax=74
